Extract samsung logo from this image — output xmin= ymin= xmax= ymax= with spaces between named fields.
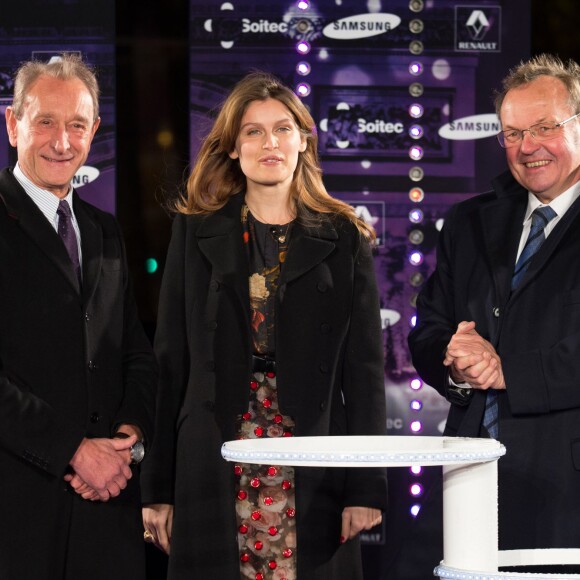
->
xmin=323 ymin=13 xmax=401 ymax=40
xmin=438 ymin=114 xmax=500 ymax=140
xmin=72 ymin=165 xmax=100 ymax=188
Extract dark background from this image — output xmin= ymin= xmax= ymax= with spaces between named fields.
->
xmin=115 ymin=1 xmax=578 ymax=577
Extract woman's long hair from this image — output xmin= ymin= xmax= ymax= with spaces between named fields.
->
xmin=176 ymin=71 xmax=374 ymax=239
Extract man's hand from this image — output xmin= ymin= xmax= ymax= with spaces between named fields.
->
xmin=63 ymin=473 xmax=100 ymax=501
xmin=444 ymin=321 xmax=506 ymax=390
xmin=67 ymin=436 xmax=136 ymax=501
xmin=340 ymin=507 xmax=382 ymax=542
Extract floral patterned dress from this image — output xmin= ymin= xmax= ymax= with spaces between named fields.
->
xmin=234 ymin=205 xmax=297 ymax=580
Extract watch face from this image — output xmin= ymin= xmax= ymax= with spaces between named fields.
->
xmin=130 ymin=441 xmax=145 ymax=464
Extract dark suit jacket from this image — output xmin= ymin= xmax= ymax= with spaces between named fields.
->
xmin=409 ymin=170 xmax=580 ymax=551
xmin=140 ymin=192 xmax=387 ymax=579
xmin=0 ymin=168 xmax=157 ymax=580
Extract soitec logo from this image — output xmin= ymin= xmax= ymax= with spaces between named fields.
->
xmin=72 ymin=166 xmax=100 ymax=188
xmin=455 ymin=6 xmax=501 ymax=52
xmin=439 ymin=113 xmax=500 ymax=140
xmin=204 ymin=2 xmax=323 ymax=50
xmin=323 ymin=13 xmax=401 ymax=40
xmin=319 ymin=102 xmax=404 ymax=149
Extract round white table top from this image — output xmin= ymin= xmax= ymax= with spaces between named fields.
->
xmin=221 ymin=435 xmax=505 ymax=467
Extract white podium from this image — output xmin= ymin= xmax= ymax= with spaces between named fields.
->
xmin=222 ymin=436 xmax=580 ymax=579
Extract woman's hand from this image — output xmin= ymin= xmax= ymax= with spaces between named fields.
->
xmin=340 ymin=506 xmax=382 ymax=542
xmin=142 ymin=503 xmax=174 ymax=554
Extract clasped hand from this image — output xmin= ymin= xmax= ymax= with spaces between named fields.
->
xmin=64 ymin=435 xmax=136 ymax=502
xmin=341 ymin=506 xmax=382 ymax=542
xmin=444 ymin=321 xmax=506 ymax=390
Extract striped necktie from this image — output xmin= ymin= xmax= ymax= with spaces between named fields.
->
xmin=482 ymin=205 xmax=557 ymax=439
xmin=57 ymin=199 xmax=82 ymax=285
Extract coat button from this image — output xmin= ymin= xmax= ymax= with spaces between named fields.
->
xmin=203 ymin=400 xmax=215 ymax=412
xmin=492 ymin=307 xmax=500 ymax=318
xmin=89 ymin=412 xmax=100 ymax=423
xmin=319 ymin=401 xmax=326 ymax=411
xmin=88 ymin=360 xmax=98 ymax=371
xmin=320 ymin=323 xmax=331 ymax=334
xmin=209 ymin=280 xmax=220 ymax=291
xmin=317 ymin=282 xmax=328 ymax=292
xmin=84 ymin=312 xmax=90 ymax=322
xmin=205 ymin=361 xmax=215 ymax=371
xmin=207 ymin=321 xmax=218 ymax=330
xmin=319 ymin=362 xmax=329 ymax=373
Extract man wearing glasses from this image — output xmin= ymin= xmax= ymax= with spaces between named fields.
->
xmin=409 ymin=53 xmax=580 ymax=573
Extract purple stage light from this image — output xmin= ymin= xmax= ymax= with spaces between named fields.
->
xmin=409 ymin=145 xmax=424 ymax=161
xmin=410 ymin=399 xmax=423 ymax=411
xmin=409 ymin=61 xmax=423 ymax=76
xmin=296 ymin=40 xmax=311 ymax=55
xmin=296 ymin=82 xmax=311 ymax=97
xmin=409 ymin=208 xmax=424 ymax=223
xmin=409 ymin=103 xmax=424 ymax=118
xmin=296 ymin=61 xmax=311 ymax=76
xmin=410 ymin=378 xmax=422 ymax=390
xmin=410 ymin=483 xmax=423 ymax=496
xmin=409 ymin=124 xmax=424 ymax=139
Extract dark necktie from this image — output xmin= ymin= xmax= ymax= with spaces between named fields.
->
xmin=482 ymin=205 xmax=557 ymax=439
xmin=57 ymin=199 xmax=82 ymax=285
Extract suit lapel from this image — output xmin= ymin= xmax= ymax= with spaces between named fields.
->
xmin=514 ymin=192 xmax=580 ymax=296
xmin=482 ymin=170 xmax=580 ymax=301
xmin=279 ymin=219 xmax=337 ymax=287
xmin=0 ymin=169 xmax=81 ymax=294
xmin=73 ymin=194 xmax=103 ymax=304
xmin=480 ymin=193 xmax=526 ymax=307
xmin=196 ymin=194 xmax=250 ymax=315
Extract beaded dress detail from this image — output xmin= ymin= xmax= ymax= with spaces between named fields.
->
xmin=234 ymin=205 xmax=297 ymax=580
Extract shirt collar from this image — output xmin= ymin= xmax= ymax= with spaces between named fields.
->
xmin=13 ymin=162 xmax=74 ymax=220
xmin=524 ymin=181 xmax=580 ymax=222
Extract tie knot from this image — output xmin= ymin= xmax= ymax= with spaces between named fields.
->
xmin=531 ymin=205 xmax=557 ymax=227
xmin=57 ymin=199 xmax=73 ymax=219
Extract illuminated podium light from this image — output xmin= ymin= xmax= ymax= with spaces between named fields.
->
xmin=222 ymin=436 xmax=580 ymax=578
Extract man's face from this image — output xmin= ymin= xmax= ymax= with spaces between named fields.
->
xmin=500 ymin=75 xmax=580 ymax=203
xmin=5 ymin=75 xmax=100 ymax=199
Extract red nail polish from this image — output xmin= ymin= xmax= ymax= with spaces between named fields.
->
xmin=340 ymin=536 xmax=346 ymax=544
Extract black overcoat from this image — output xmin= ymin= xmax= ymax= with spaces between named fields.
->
xmin=141 ymin=193 xmax=387 ymax=579
xmin=409 ymin=170 xmax=580 ymax=551
xmin=0 ymin=168 xmax=157 ymax=579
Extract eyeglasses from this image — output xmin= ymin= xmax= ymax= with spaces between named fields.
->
xmin=496 ymin=112 xmax=580 ymax=148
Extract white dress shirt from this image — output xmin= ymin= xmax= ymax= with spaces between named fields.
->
xmin=13 ymin=162 xmax=83 ymax=266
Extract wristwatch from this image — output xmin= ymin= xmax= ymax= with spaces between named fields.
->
xmin=129 ymin=440 xmax=145 ymax=465
xmin=114 ymin=431 xmax=146 ymax=465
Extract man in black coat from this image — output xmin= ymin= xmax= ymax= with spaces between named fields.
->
xmin=409 ymin=53 xmax=580 ymax=574
xmin=0 ymin=54 xmax=157 ymax=579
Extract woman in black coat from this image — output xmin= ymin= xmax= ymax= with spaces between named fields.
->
xmin=141 ymin=72 xmax=387 ymax=579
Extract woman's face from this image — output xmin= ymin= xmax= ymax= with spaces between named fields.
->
xmin=229 ymin=98 xmax=306 ymax=194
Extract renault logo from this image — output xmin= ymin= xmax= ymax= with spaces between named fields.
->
xmin=465 ymin=10 xmax=490 ymax=40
